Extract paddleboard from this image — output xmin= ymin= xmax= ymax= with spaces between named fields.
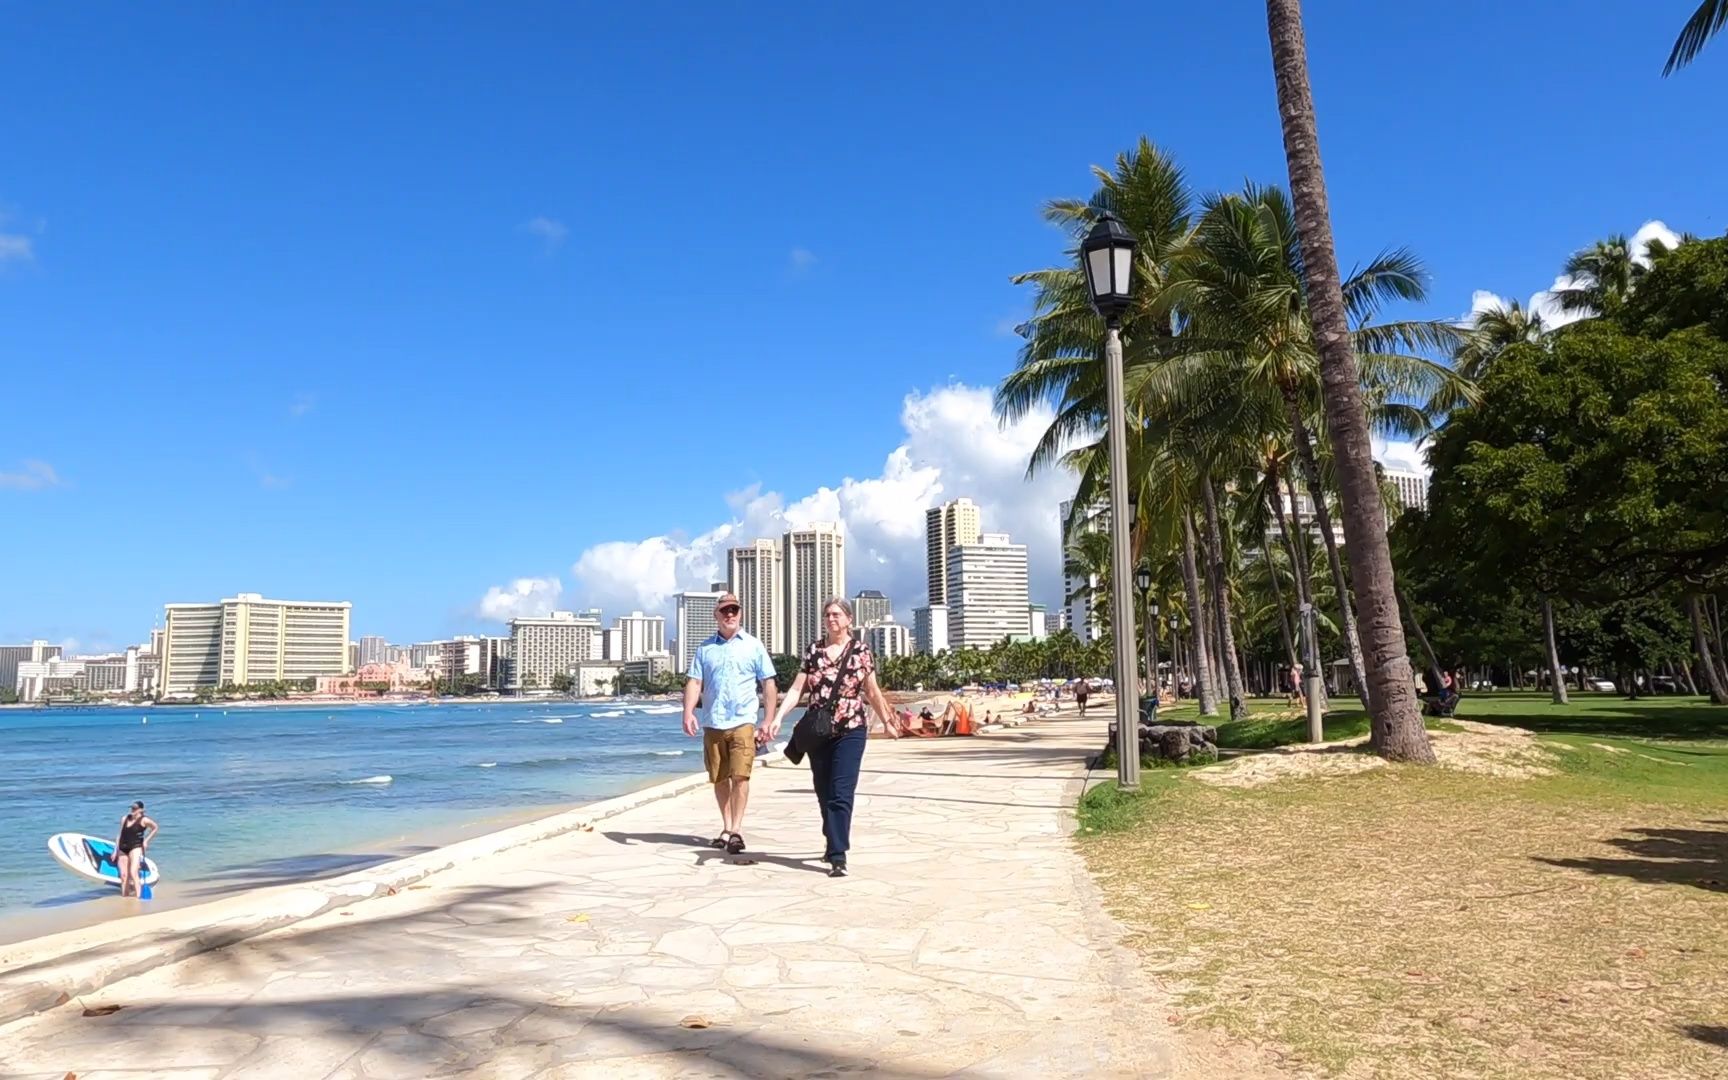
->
xmin=47 ymin=832 xmax=159 ymax=888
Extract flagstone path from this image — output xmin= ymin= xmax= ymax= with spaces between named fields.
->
xmin=0 ymin=711 xmax=1186 ymax=1079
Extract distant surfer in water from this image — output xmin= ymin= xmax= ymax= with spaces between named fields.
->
xmin=113 ymin=800 xmax=157 ymax=898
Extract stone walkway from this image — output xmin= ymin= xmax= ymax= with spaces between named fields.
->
xmin=0 ymin=712 xmax=1178 ymax=1079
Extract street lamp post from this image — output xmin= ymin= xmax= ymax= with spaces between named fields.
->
xmin=1299 ymin=601 xmax=1324 ymax=742
xmin=1134 ymin=564 xmax=1158 ymax=715
xmin=1169 ymin=613 xmax=1182 ymax=693
xmin=1082 ymin=210 xmax=1140 ymax=791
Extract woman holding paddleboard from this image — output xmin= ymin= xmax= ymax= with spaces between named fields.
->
xmin=112 ymin=801 xmax=157 ymax=898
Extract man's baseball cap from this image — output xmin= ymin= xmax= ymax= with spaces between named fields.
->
xmin=714 ymin=593 xmax=742 ymax=613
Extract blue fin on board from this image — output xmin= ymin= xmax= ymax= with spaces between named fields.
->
xmin=140 ymin=882 xmax=153 ymax=900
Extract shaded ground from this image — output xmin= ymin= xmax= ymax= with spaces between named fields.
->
xmin=1078 ymin=708 xmax=1728 ymax=1079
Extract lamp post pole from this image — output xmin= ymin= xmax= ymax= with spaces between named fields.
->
xmin=1081 ymin=210 xmax=1140 ymax=792
xmin=1103 ymin=322 xmax=1140 ymax=790
xmin=1300 ymin=601 xmax=1324 ymax=742
xmin=1147 ymin=599 xmax=1160 ymax=709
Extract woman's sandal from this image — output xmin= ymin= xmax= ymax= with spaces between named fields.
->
xmin=709 ymin=833 xmax=730 ymax=849
xmin=725 ymin=832 xmax=747 ymax=855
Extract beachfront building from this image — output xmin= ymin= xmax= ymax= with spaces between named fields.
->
xmin=913 ymin=604 xmax=948 ymax=655
xmin=613 ymin=612 xmax=666 ymax=661
xmin=853 ymin=589 xmax=891 ymax=630
xmin=477 ymin=635 xmax=513 ymax=690
xmin=624 ymin=651 xmax=674 ymax=682
xmin=1387 ymin=469 xmax=1427 ymax=513
xmin=784 ymin=523 xmax=846 ymax=658
xmin=865 ymin=619 xmax=912 ymax=659
xmin=509 ymin=611 xmax=601 ymax=692
xmin=158 ymin=594 xmax=352 ymax=695
xmin=568 ymin=659 xmax=624 ymax=697
xmin=408 ymin=641 xmax=444 ymax=669
xmin=947 ymin=533 xmax=1031 ymax=650
xmin=1 ymin=640 xmax=61 ymax=695
xmin=675 ymin=590 xmax=725 ymax=671
xmin=357 ymin=635 xmax=392 ymax=666
xmin=926 ymin=498 xmax=982 ymax=608
xmin=728 ymin=538 xmax=785 ymax=655
xmin=315 ymin=662 xmax=415 ymax=698
xmin=1060 ymin=500 xmax=1105 ymax=643
xmin=439 ymin=636 xmax=484 ymax=682
xmin=346 ymin=640 xmax=359 ymax=673
xmin=1029 ymin=604 xmax=1048 ymax=641
xmin=15 ymin=656 xmax=86 ymax=702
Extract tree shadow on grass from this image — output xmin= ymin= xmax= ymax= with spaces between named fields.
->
xmin=1535 ymin=823 xmax=1728 ymax=893
xmin=1459 ymin=700 xmax=1728 ymax=741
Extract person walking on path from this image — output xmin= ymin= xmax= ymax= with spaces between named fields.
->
xmin=768 ymin=597 xmax=897 ymax=878
xmin=1074 ymin=680 xmax=1090 ymax=716
xmin=683 ymin=593 xmax=778 ymax=855
xmin=112 ymin=800 xmax=157 ymax=899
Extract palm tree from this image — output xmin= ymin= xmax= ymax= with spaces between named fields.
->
xmin=1454 ymin=300 xmax=1547 ymax=381
xmin=1665 ymin=0 xmax=1727 ymax=73
xmin=1551 ymin=235 xmax=1641 ymax=318
xmin=1263 ymin=0 xmax=1435 ymax=762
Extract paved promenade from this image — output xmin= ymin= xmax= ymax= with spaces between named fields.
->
xmin=0 ymin=712 xmax=1178 ymax=1079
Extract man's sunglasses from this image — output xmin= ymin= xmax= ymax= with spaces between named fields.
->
xmin=718 ymin=605 xmax=741 ymax=616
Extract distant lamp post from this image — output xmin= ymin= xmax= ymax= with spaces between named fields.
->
xmin=1170 ymin=614 xmax=1182 ymax=692
xmin=1082 ymin=210 xmax=1140 ymax=791
xmin=1133 ymin=564 xmax=1158 ymax=713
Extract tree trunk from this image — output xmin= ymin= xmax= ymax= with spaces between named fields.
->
xmin=1542 ymin=597 xmax=1570 ymax=705
xmin=1674 ymin=658 xmax=1698 ymax=696
xmin=1202 ymin=479 xmax=1248 ymax=718
xmin=1180 ymin=515 xmax=1219 ymax=716
xmin=1273 ymin=467 xmax=1328 ymax=712
xmin=1265 ymin=0 xmax=1432 ymax=763
xmin=1711 ymin=594 xmax=1728 ymax=687
xmin=1687 ymin=594 xmax=1728 ymax=705
xmin=1263 ymin=495 xmax=1301 ymax=672
xmin=1395 ymin=588 xmax=1443 ymax=693
xmin=1283 ymin=392 xmax=1372 ymax=714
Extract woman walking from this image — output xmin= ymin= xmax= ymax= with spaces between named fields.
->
xmin=112 ymin=800 xmax=157 ymax=898
xmin=768 ymin=598 xmax=897 ymax=878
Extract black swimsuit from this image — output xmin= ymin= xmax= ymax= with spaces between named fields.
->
xmin=119 ymin=818 xmax=147 ymax=853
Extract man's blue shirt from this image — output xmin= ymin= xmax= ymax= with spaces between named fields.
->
xmin=687 ymin=629 xmax=775 ymax=730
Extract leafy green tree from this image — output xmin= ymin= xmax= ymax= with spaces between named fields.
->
xmin=551 ymin=672 xmax=574 ymax=694
xmin=1620 ymin=234 xmax=1728 ymax=341
xmin=771 ymin=654 xmax=802 ymax=694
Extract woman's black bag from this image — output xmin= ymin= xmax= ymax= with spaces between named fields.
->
xmin=799 ymin=637 xmax=858 ymax=740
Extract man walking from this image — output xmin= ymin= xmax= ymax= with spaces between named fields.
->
xmin=682 ymin=592 xmax=778 ymax=855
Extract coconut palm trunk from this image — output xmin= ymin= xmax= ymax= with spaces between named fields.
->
xmin=1201 ymin=478 xmax=1249 ymax=718
xmin=1688 ymin=594 xmax=1728 ymax=705
xmin=1542 ymin=597 xmax=1570 ymax=705
xmin=1180 ymin=515 xmax=1219 ymax=716
xmin=1395 ymin=588 xmax=1443 ymax=692
xmin=1273 ymin=467 xmax=1328 ymax=712
xmin=1262 ymin=499 xmax=1300 ymax=672
xmin=1264 ymin=0 xmax=1433 ymax=763
xmin=1283 ymin=393 xmax=1372 ymax=712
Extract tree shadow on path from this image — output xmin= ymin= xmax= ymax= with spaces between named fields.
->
xmin=600 ymin=831 xmax=829 ymax=875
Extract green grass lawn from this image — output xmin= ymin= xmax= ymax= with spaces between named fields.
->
xmin=1078 ymin=692 xmax=1728 ymax=1079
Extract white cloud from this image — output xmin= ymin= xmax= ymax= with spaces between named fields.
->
xmin=480 ymin=384 xmax=1075 ymax=625
xmin=0 ymin=234 xmax=32 ymax=262
xmin=788 ymin=247 xmax=818 ymax=273
xmin=522 ymin=216 xmax=568 ymax=252
xmin=0 ymin=459 xmax=61 ymax=491
xmin=288 ymin=392 xmax=316 ymax=418
xmin=1462 ymin=218 xmax=1683 ymax=331
xmin=1372 ymin=436 xmax=1429 ymax=480
xmin=479 ymin=577 xmax=565 ymax=621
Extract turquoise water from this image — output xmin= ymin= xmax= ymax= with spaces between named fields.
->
xmin=0 ymin=698 xmax=708 ymax=926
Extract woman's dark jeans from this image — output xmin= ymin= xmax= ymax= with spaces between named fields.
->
xmin=807 ymin=724 xmax=867 ymax=863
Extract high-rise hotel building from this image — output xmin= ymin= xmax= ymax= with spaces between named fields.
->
xmin=676 ymin=590 xmax=726 ymax=671
xmin=509 ymin=611 xmax=601 ymax=691
xmin=947 ymin=533 xmax=1031 ymax=650
xmin=160 ymin=594 xmax=352 ymax=695
xmin=925 ymin=498 xmax=981 ymax=607
xmin=727 ymin=538 xmax=785 ymax=655
xmin=784 ymin=523 xmax=845 ymax=658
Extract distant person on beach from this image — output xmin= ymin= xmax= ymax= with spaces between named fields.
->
xmin=768 ymin=597 xmax=897 ymax=878
xmin=1075 ymin=681 xmax=1090 ymax=716
xmin=112 ymin=800 xmax=157 ymax=898
xmin=683 ymin=593 xmax=778 ymax=856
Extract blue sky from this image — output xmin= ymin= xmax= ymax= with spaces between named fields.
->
xmin=3 ymin=3 xmax=1723 ymax=651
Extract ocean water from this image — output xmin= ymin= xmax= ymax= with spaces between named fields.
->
xmin=0 ymin=698 xmax=710 ymax=927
